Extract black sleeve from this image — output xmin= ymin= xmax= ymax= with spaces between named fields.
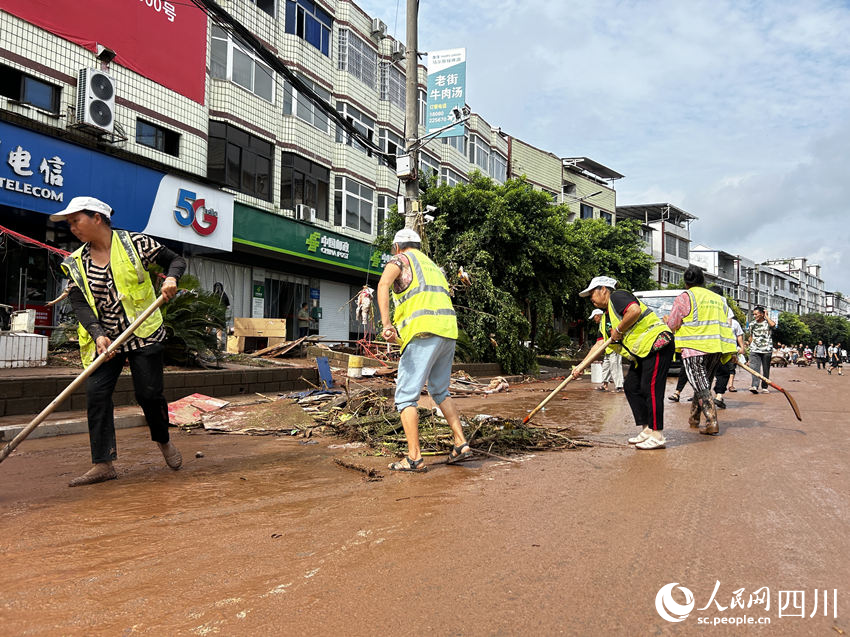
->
xmin=154 ymin=246 xmax=187 ymax=280
xmin=610 ymin=290 xmax=639 ymax=316
xmin=68 ymin=286 xmax=105 ymax=340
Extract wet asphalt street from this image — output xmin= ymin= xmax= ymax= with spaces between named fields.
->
xmin=1 ymin=364 xmax=848 ymax=636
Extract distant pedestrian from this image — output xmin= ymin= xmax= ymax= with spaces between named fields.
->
xmin=815 ymin=340 xmax=828 ymax=369
xmin=665 ymin=267 xmax=737 ymax=435
xmin=590 ymin=308 xmax=623 ymax=392
xmin=577 ymin=276 xmax=673 ymax=449
xmin=829 ymin=343 xmax=843 ymax=375
xmin=747 ymin=306 xmax=776 ymax=393
xmin=297 ymin=302 xmax=310 ymax=339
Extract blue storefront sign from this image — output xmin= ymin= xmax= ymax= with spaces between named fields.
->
xmin=0 ymin=121 xmax=233 ymax=251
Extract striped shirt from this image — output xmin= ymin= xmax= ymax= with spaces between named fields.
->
xmin=72 ymin=233 xmax=166 ymax=353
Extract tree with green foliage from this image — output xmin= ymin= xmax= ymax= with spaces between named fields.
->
xmin=374 ymin=173 xmax=654 ymax=372
xmin=798 ymin=313 xmax=850 ymax=347
xmin=774 ymin=312 xmax=812 ymax=346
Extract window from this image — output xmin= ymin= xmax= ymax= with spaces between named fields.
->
xmin=581 ymin=203 xmax=594 ymax=220
xmin=336 ymin=102 xmax=375 ymax=156
xmin=334 ymin=176 xmax=373 ymax=234
xmin=283 ymin=75 xmax=330 ymax=133
xmin=136 ymin=119 xmax=180 ymax=156
xmin=678 ymin=237 xmax=689 ymax=259
xmin=380 ymin=62 xmax=405 ymax=110
xmin=211 ymin=26 xmax=275 ymax=102
xmin=442 ymin=128 xmax=468 ymax=155
xmin=281 ymin=152 xmax=330 ymax=221
xmin=420 ymin=152 xmax=439 ymax=178
xmin=600 ymin=211 xmax=613 ymax=225
xmin=468 ymin=134 xmax=489 ymax=172
xmin=0 ymin=64 xmax=60 ymax=113
xmin=251 ymin=0 xmax=275 ymax=16
xmin=378 ymin=128 xmax=404 ymax=156
xmin=285 ymin=0 xmax=332 ymax=56
xmin=441 ymin=167 xmax=467 ymax=187
xmin=338 ymin=29 xmax=377 ymax=89
xmin=563 ymin=181 xmax=577 ymax=196
xmin=489 ymin=151 xmax=507 ymax=183
xmin=377 ymin=194 xmax=389 ymax=234
xmin=208 ymin=121 xmax=273 ymax=200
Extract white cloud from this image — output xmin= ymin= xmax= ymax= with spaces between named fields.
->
xmin=354 ymin=0 xmax=850 ymax=292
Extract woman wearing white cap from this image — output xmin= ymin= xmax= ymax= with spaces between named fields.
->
xmin=577 ymin=276 xmax=674 ymax=449
xmin=50 ymin=196 xmax=185 ymax=486
xmin=377 ymin=228 xmax=470 ymax=471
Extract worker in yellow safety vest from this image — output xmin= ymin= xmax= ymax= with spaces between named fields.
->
xmin=377 ymin=228 xmax=470 ymax=472
xmin=52 ymin=196 xmax=183 ymax=487
xmin=576 ymin=276 xmax=675 ymax=449
xmin=590 ymin=308 xmax=623 ymax=392
xmin=665 ymin=265 xmax=737 ymax=436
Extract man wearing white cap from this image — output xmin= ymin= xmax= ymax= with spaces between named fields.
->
xmin=50 ymin=196 xmax=185 ymax=486
xmin=589 ymin=308 xmax=623 ymax=392
xmin=576 ymin=276 xmax=674 ymax=449
xmin=377 ymin=228 xmax=470 ymax=471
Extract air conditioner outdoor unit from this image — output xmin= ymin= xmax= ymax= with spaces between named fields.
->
xmin=309 ymin=207 xmax=317 ymax=222
xmin=391 ymin=41 xmax=406 ymax=60
xmin=296 ymin=204 xmax=316 ymax=221
xmin=76 ymin=68 xmax=115 ymax=133
xmin=371 ymin=18 xmax=387 ymax=37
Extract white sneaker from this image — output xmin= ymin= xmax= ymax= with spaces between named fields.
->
xmin=636 ymin=435 xmax=666 ymax=450
xmin=628 ymin=427 xmax=652 ymax=444
xmin=760 ymin=388 xmax=769 ymax=394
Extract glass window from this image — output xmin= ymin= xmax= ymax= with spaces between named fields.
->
xmin=336 ymin=102 xmax=375 ymax=156
xmin=251 ymin=0 xmax=276 ymax=17
xmin=338 ymin=29 xmax=377 ymax=89
xmin=0 ymin=64 xmax=60 ymax=113
xmin=440 ymin=166 xmax=467 ymax=187
xmin=600 ymin=211 xmax=613 ymax=225
xmin=280 ymin=152 xmax=330 ymax=221
xmin=285 ymin=0 xmax=332 ymax=56
xmin=210 ymin=28 xmax=274 ymax=102
xmin=136 ymin=119 xmax=180 ymax=156
xmin=442 ymin=128 xmax=468 ymax=156
xmin=334 ymin=177 xmax=373 ymax=234
xmin=283 ymin=75 xmax=330 ymax=133
xmin=420 ymin=152 xmax=439 ymax=178
xmin=678 ymin=238 xmax=689 ymax=259
xmin=207 ymin=121 xmax=273 ymax=200
xmin=489 ymin=151 xmax=507 ymax=183
xmin=377 ymin=194 xmax=388 ymax=234
xmin=581 ymin=203 xmax=594 ymax=220
xmin=380 ymin=62 xmax=405 ymax=109
xmin=379 ymin=128 xmax=404 ymax=156
xmin=468 ymin=134 xmax=489 ymax=172
xmin=418 ymin=89 xmax=427 ymax=126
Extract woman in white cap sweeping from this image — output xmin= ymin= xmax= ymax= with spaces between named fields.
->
xmin=51 ymin=196 xmax=184 ymax=486
xmin=575 ymin=276 xmax=674 ymax=449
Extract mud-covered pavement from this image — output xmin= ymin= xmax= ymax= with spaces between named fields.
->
xmin=2 ymin=366 xmax=849 ymax=636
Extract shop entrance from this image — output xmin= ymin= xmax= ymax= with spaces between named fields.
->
xmin=264 ymin=274 xmax=311 ymax=340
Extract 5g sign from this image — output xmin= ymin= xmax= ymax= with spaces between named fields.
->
xmin=173 ymin=188 xmax=217 ymax=236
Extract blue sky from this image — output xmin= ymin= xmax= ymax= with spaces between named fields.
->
xmin=355 ymin=0 xmax=850 ymax=295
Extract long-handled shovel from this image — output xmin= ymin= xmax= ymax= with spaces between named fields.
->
xmin=0 ymin=294 xmax=170 ymax=463
xmin=523 ymin=337 xmax=614 ymax=425
xmin=736 ymin=360 xmax=802 ymax=421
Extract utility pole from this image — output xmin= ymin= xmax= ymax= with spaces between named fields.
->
xmin=403 ymin=0 xmax=419 ymax=230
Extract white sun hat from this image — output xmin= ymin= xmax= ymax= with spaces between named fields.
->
xmin=49 ymin=196 xmax=113 ymax=221
xmin=579 ymin=276 xmax=618 ymax=297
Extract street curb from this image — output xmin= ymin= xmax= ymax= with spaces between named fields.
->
xmin=0 ymin=412 xmax=146 ymax=443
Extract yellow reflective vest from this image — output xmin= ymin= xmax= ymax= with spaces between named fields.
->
xmin=597 ymin=317 xmax=615 ymax=355
xmin=604 ymin=296 xmax=670 ymax=360
xmin=674 ymin=286 xmax=737 ymax=357
xmin=391 ymin=249 xmax=457 ymax=353
xmin=61 ymin=230 xmax=163 ymax=367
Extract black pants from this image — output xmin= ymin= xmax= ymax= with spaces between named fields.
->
xmin=816 ymin=356 xmax=827 ymax=369
xmin=714 ymin=359 xmax=735 ymax=394
xmin=674 ymin=364 xmax=689 ymax=393
xmin=86 ymin=343 xmax=170 ymax=463
xmin=624 ymin=342 xmax=675 ymax=431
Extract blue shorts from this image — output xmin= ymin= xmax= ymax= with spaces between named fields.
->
xmin=395 ymin=335 xmax=456 ymax=412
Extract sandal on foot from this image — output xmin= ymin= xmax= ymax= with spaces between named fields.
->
xmin=667 ymin=393 xmax=680 ymax=402
xmin=728 ymin=386 xmax=737 ymax=393
xmin=447 ymin=443 xmax=474 ymax=464
xmin=388 ymin=457 xmax=428 ymax=472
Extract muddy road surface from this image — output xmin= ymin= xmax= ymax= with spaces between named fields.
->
xmin=1 ymin=366 xmax=848 ymax=635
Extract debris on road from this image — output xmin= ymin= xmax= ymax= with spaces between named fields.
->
xmin=168 ymin=393 xmax=229 ymax=427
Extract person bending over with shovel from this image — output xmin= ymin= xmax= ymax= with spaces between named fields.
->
xmin=377 ymin=228 xmax=470 ymax=472
xmin=576 ymin=276 xmax=674 ymax=449
xmin=51 ymin=197 xmax=184 ymax=486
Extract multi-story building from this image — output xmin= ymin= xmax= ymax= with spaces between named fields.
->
xmin=616 ymin=203 xmax=695 ymax=287
xmin=825 ymin=292 xmax=850 ymax=318
xmin=0 ymin=0 xmax=568 ymax=340
xmin=561 ymin=157 xmax=622 ymax=225
xmin=689 ymin=244 xmax=737 ymax=299
xmin=763 ymin=258 xmax=825 ymax=314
